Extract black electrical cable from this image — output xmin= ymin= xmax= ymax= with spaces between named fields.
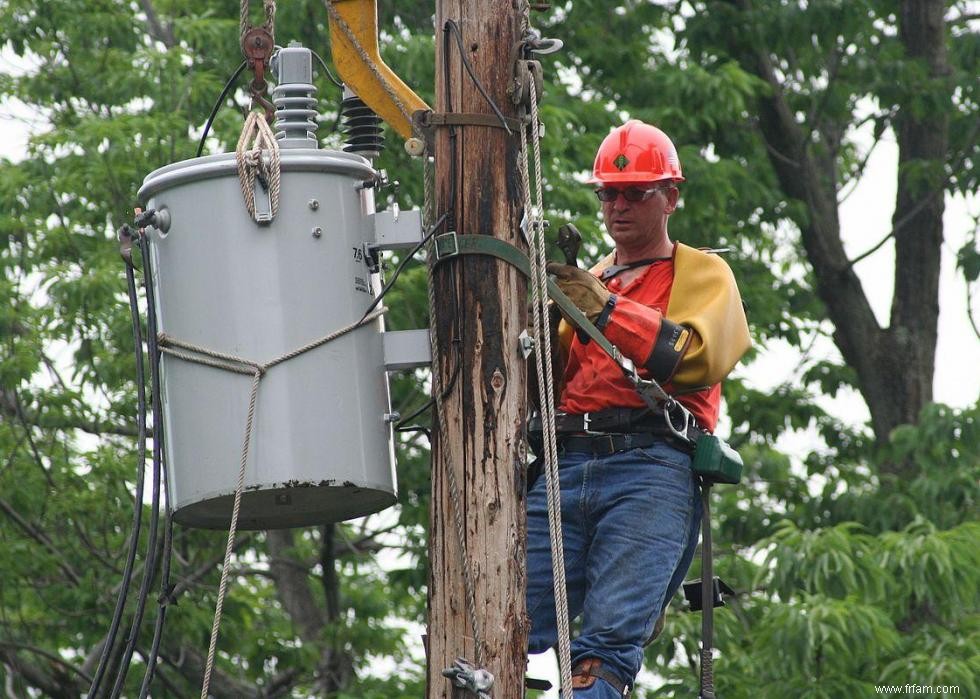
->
xmin=402 ymin=25 xmax=466 ymax=430
xmin=396 ymin=425 xmax=431 ymax=444
xmin=87 ymin=228 xmax=150 ymax=698
xmin=395 ymin=397 xmax=436 ymax=430
xmin=137 ymin=513 xmax=173 ymax=698
xmin=310 ymin=48 xmax=344 ymax=88
xmin=137 ymin=234 xmax=175 ymax=699
xmin=358 ymin=212 xmax=449 ymax=325
xmin=444 ymin=20 xmax=512 ymax=134
xmin=196 ymin=60 xmax=248 ymax=158
xmin=393 ymin=341 xmax=462 ymax=431
xmin=310 ymin=49 xmax=346 ymax=137
xmin=109 ymin=231 xmax=166 ymax=699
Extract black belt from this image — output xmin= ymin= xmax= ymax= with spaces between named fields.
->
xmin=530 ymin=407 xmax=704 ymax=437
xmin=559 ymin=432 xmax=663 ymax=456
xmin=529 ymin=407 xmax=705 ymax=457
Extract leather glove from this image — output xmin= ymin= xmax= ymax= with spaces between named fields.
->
xmin=546 ymin=262 xmax=611 ymax=323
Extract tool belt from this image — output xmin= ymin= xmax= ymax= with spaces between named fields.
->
xmin=528 ymin=406 xmax=705 ymax=456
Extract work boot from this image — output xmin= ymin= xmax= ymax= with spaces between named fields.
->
xmin=570 ymin=658 xmax=631 ymax=696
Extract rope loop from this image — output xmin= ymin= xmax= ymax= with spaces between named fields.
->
xmin=240 ymin=0 xmax=276 ymax=40
xmin=235 ymin=110 xmax=282 ymax=223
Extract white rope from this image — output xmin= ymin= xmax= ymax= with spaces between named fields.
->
xmin=235 ymin=110 xmax=281 ymax=223
xmin=162 ymin=308 xmax=387 ymax=699
xmin=240 ymin=0 xmax=276 ymax=39
xmin=199 ymin=367 xmax=259 ymax=699
xmin=520 ymin=70 xmax=574 ymax=695
xmin=325 ymin=1 xmax=412 ymax=124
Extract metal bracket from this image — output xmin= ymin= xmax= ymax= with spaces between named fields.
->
xmin=382 ymin=329 xmax=432 ymax=371
xmin=252 ymin=177 xmax=273 ymax=223
xmin=370 ymin=208 xmax=423 ymax=251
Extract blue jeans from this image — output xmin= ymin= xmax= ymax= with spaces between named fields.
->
xmin=526 ymin=442 xmax=702 ymax=697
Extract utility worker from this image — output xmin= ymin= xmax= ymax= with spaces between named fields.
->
xmin=526 ymin=120 xmax=751 ymax=697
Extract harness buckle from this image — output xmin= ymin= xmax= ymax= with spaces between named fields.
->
xmin=434 ymin=231 xmax=459 ymax=260
xmin=663 ymin=398 xmax=693 ymax=445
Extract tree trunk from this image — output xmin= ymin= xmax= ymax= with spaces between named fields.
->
xmin=427 ymin=2 xmax=529 ymax=697
xmin=267 ymin=529 xmax=354 ymax=696
xmin=731 ymin=0 xmax=950 ymax=450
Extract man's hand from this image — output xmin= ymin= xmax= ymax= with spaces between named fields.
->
xmin=546 ymin=262 xmax=611 ymax=322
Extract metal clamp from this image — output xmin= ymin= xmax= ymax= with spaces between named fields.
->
xmin=442 ymin=658 xmax=493 ymax=699
xmin=517 ymin=329 xmax=535 ymax=358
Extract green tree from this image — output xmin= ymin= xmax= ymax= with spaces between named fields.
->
xmin=1 ymin=1 xmax=977 ymax=697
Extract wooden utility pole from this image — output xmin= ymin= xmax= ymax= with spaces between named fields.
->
xmin=427 ymin=2 xmax=528 ymax=698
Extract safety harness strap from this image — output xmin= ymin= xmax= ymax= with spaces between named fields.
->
xmin=433 ymin=232 xmax=698 ymax=445
xmin=434 ymin=233 xmax=631 ymax=375
xmin=699 ymin=480 xmax=716 ymax=699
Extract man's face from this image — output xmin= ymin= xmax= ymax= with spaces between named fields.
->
xmin=598 ymin=181 xmax=679 ymax=248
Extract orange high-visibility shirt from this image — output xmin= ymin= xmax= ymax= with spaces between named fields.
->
xmin=558 ymin=258 xmax=722 ymax=432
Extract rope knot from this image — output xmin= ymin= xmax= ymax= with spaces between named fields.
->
xmin=235 ymin=110 xmax=281 ymax=222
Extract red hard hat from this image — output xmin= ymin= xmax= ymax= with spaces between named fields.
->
xmin=590 ymin=120 xmax=684 ymax=184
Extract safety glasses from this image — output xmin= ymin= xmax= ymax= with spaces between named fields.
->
xmin=594 ymin=184 xmax=671 ymax=202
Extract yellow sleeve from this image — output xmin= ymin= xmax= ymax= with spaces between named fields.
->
xmin=667 ymin=243 xmax=751 ymax=388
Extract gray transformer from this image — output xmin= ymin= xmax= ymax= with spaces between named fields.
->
xmin=136 ymin=45 xmax=423 ymax=529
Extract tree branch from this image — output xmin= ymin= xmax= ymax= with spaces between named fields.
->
xmin=0 ymin=496 xmax=82 ymax=586
xmin=138 ymin=0 xmax=176 ymax=49
xmin=0 ymin=647 xmax=80 ymax=699
xmin=9 ymin=391 xmax=55 ymax=487
xmin=159 ymin=532 xmax=256 ymax=601
xmin=0 ymin=388 xmax=142 ymax=439
xmin=157 ymin=645 xmax=262 ymax=699
xmin=0 ymin=641 xmax=92 ymax=685
xmin=266 ymin=530 xmax=325 ymax=641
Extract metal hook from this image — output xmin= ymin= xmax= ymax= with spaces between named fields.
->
xmin=523 ymin=28 xmax=564 ymax=55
